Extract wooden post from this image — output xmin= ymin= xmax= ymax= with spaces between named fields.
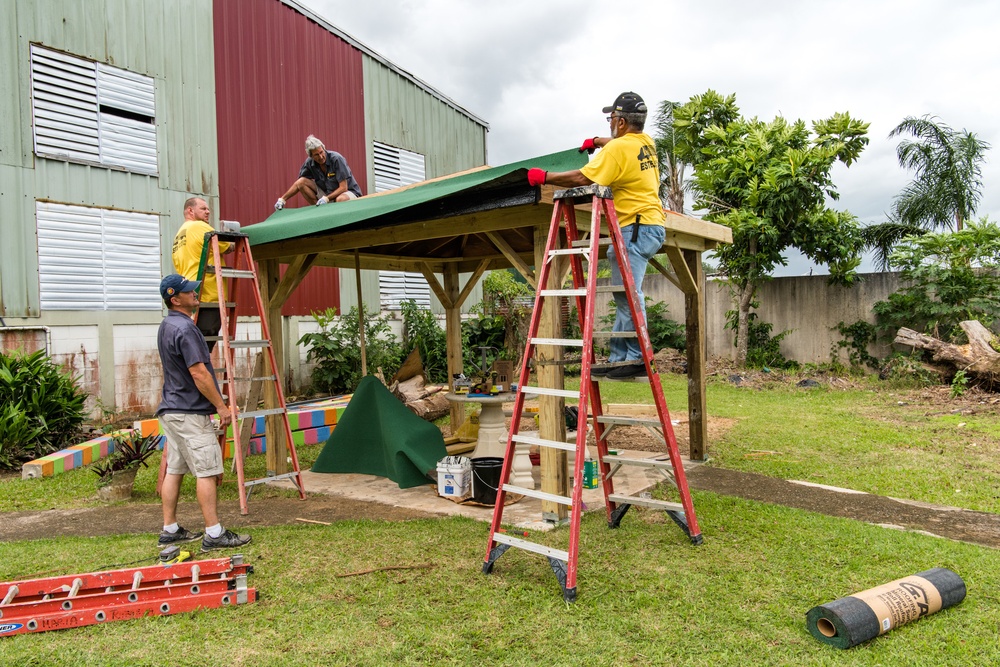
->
xmin=535 ymin=225 xmax=568 ymax=521
xmin=355 ymin=249 xmax=367 ymax=377
xmin=443 ymin=265 xmax=464 ymax=429
xmin=259 ymin=259 xmax=287 ymax=475
xmin=683 ymin=249 xmax=707 ymax=461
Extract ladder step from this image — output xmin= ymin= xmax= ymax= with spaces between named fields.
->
xmin=570 ymin=238 xmax=611 ymax=248
xmin=493 ymin=532 xmax=569 ymax=562
xmin=511 ymin=434 xmax=576 ymax=452
xmin=502 ymin=484 xmax=572 ymax=506
xmin=608 ymin=493 xmax=683 ymax=512
xmin=597 ymin=415 xmax=663 ymax=428
xmin=539 ymin=285 xmax=624 ymax=297
xmin=602 ymin=455 xmax=673 ymax=470
xmin=227 ymin=340 xmax=271 ymax=349
xmin=519 ymin=386 xmax=578 ymax=399
xmin=237 ymin=407 xmax=287 ymax=420
xmin=547 ymin=248 xmax=590 ymax=257
xmin=244 ymin=471 xmax=300 ymax=488
xmin=219 ymin=269 xmax=256 ymax=279
xmin=591 ymin=331 xmax=638 ymax=339
xmin=530 ymin=337 xmax=584 ymax=347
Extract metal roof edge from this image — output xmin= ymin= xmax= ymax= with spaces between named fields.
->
xmin=280 ymin=0 xmax=490 ymax=130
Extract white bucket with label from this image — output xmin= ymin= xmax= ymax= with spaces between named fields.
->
xmin=436 ymin=456 xmax=471 ymax=497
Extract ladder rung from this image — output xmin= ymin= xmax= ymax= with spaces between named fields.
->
xmin=595 ymin=285 xmax=626 ymax=293
xmin=597 ymin=416 xmax=663 ymax=428
xmin=548 ymin=248 xmax=589 ymax=257
xmin=608 ymin=494 xmax=683 ymax=512
xmin=591 ymin=331 xmax=638 ymax=339
xmin=571 ymin=238 xmax=611 ymax=248
xmin=223 ymin=301 xmax=237 ymax=308
xmin=205 ymin=336 xmax=222 ymax=342
xmin=220 ymin=269 xmax=256 ymax=279
xmin=226 ymin=375 xmax=278 ymax=383
xmin=530 ymin=337 xmax=584 ymax=347
xmin=539 ymin=289 xmax=585 ymax=297
xmin=519 ymin=386 xmax=578 ymax=399
xmin=503 ymin=484 xmax=572 ymax=506
xmin=493 ymin=532 xmax=568 ymax=562
xmin=227 ymin=340 xmax=271 ymax=349
xmin=511 ymin=434 xmax=576 ymax=452
xmin=602 ymin=455 xmax=673 ymax=470
xmin=244 ymin=471 xmax=300 ymax=488
xmin=237 ymin=407 xmax=287 ymax=420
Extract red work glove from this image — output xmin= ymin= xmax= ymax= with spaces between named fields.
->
xmin=527 ymin=168 xmax=547 ymax=187
xmin=580 ymin=137 xmax=598 ymax=154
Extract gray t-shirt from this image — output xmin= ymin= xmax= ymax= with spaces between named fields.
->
xmin=298 ymin=150 xmax=363 ymax=198
xmin=156 ymin=310 xmax=219 ymax=415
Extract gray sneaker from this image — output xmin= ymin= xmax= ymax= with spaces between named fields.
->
xmin=201 ymin=529 xmax=252 ymax=552
xmin=157 ymin=526 xmax=203 ymax=547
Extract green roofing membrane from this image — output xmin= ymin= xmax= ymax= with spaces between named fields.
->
xmin=245 ymin=148 xmax=588 ymax=246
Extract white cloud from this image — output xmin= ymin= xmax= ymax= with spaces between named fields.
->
xmin=301 ymin=0 xmax=1000 ymax=274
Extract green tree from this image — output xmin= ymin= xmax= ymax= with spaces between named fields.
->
xmin=862 ymin=115 xmax=991 ymax=268
xmin=872 ymin=218 xmax=1000 ymax=342
xmin=653 ymin=100 xmax=686 ymax=213
xmin=678 ymin=92 xmax=869 ymax=366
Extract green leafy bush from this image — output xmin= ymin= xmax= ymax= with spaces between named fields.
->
xmin=298 ymin=307 xmax=402 ymax=395
xmin=471 ymin=270 xmax=533 ymax=367
xmin=0 ymin=349 xmax=88 ymax=469
xmin=400 ymin=299 xmax=448 ymax=383
xmin=91 ymin=431 xmax=160 ymax=486
xmin=830 ymin=320 xmax=879 ymax=372
xmin=873 ymin=219 xmax=1000 ymax=342
xmin=598 ymin=298 xmax=687 ymax=353
xmin=725 ymin=309 xmax=798 ymax=370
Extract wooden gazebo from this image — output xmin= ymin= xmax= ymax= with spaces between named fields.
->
xmin=246 ymin=148 xmax=731 ymax=520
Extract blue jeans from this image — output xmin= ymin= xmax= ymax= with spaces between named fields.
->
xmin=606 ymin=224 xmax=666 ymax=362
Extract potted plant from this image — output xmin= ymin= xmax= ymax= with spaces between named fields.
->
xmin=92 ymin=431 xmax=160 ymax=501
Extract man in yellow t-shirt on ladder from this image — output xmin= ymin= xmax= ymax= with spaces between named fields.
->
xmin=526 ymin=91 xmax=665 ymax=379
xmin=171 ymin=197 xmax=234 ymax=352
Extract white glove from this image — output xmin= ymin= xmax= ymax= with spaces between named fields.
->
xmin=316 ymin=196 xmax=329 ymax=206
xmin=274 ymin=198 xmax=285 ymax=211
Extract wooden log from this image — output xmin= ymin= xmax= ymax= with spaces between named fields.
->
xmin=406 ymin=393 xmax=450 ymax=421
xmin=894 ymin=321 xmax=1000 ymax=376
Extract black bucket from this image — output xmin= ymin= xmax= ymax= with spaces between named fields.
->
xmin=471 ymin=457 xmax=503 ymax=505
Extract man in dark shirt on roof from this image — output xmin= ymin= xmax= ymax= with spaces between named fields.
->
xmin=274 ymin=135 xmax=363 ymax=210
xmin=156 ymin=274 xmax=251 ymax=552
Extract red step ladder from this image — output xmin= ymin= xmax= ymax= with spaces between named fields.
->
xmin=0 ymin=556 xmax=254 ymax=636
xmin=206 ymin=231 xmax=306 ymax=515
xmin=482 ymin=185 xmax=702 ymax=602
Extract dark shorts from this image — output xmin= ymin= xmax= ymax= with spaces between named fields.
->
xmin=196 ymin=306 xmax=221 ymax=352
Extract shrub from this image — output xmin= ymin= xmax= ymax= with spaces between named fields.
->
xmin=0 ymin=349 xmax=88 ymax=469
xmin=298 ymin=307 xmax=402 ymax=395
xmin=400 ymin=299 xmax=448 ymax=383
xmin=597 ymin=298 xmax=687 ymax=354
xmin=830 ymin=320 xmax=879 ymax=372
xmin=725 ymin=309 xmax=798 ymax=370
xmin=91 ymin=431 xmax=160 ymax=486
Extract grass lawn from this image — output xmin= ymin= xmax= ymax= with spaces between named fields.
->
xmin=2 ymin=374 xmax=999 ymax=664
xmin=1 ymin=492 xmax=997 ymax=665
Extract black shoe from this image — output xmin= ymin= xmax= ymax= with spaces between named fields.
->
xmin=201 ymin=529 xmax=252 ymax=552
xmin=607 ymin=362 xmax=647 ymax=379
xmin=590 ymin=364 xmax=613 ymax=377
xmin=157 ymin=526 xmax=203 ymax=547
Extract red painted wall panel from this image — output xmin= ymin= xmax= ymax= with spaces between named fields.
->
xmin=214 ymin=0 xmax=366 ymax=316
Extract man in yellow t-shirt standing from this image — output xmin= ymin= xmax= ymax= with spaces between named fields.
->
xmin=171 ymin=197 xmax=232 ymax=352
xmin=526 ymin=92 xmax=665 ymax=379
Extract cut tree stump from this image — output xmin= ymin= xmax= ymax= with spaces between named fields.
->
xmin=895 ymin=320 xmax=1000 ymax=382
xmin=388 ymin=348 xmax=450 ymax=420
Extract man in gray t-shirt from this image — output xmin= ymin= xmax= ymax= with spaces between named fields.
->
xmin=156 ymin=274 xmax=251 ymax=552
xmin=274 ymin=134 xmax=362 ymax=210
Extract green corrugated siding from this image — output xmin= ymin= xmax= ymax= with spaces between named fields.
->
xmin=0 ymin=0 xmax=218 ymax=317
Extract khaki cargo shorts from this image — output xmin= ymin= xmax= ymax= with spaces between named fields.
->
xmin=159 ymin=413 xmax=223 ymax=477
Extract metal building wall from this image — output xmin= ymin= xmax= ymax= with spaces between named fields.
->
xmin=0 ymin=0 xmax=218 ymax=411
xmin=213 ymin=0 xmax=369 ymax=316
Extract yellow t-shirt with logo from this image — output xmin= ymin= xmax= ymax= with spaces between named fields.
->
xmin=171 ymin=220 xmax=230 ymax=304
xmin=580 ymin=132 xmax=665 ymax=228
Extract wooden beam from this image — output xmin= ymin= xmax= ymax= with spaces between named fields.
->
xmin=455 ymin=259 xmax=490 ymax=310
xmin=648 ymin=256 xmax=683 ymax=292
xmin=665 ymin=246 xmax=699 ymax=296
xmin=419 ymin=263 xmax=453 ymax=309
xmin=683 ymin=249 xmax=708 ymax=461
xmin=356 ymin=250 xmax=367 ymax=377
xmin=444 ymin=266 xmax=464 ymax=429
xmin=268 ymin=253 xmax=318 ymax=309
xmin=485 ymin=231 xmax=536 ymax=288
xmin=252 ymin=205 xmax=552 ymax=260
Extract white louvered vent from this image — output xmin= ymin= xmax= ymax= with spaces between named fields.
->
xmin=373 ymin=142 xmax=431 ymax=309
xmin=36 ymin=202 xmax=161 ymax=311
xmin=29 ymin=45 xmax=158 ymax=175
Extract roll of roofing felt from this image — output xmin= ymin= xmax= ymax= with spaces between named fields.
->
xmin=806 ymin=568 xmax=966 ymax=649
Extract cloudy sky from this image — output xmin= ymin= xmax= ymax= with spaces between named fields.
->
xmin=301 ymin=0 xmax=998 ymax=274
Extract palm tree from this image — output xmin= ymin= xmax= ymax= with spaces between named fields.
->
xmin=862 ymin=115 xmax=990 ymax=269
xmin=653 ymin=100 xmax=686 ymax=213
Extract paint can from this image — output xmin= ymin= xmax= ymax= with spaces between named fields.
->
xmin=583 ymin=458 xmax=599 ymax=489
xmin=436 ymin=456 xmax=471 ymax=497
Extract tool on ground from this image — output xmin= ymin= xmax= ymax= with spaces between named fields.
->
xmin=0 ymin=555 xmax=255 ymax=637
xmin=806 ymin=567 xmax=966 ymax=649
xmin=157 ymin=231 xmax=306 ymax=515
xmin=158 ymin=545 xmax=191 ymax=564
xmin=482 ymin=184 xmax=702 ymax=602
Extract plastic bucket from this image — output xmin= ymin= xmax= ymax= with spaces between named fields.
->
xmin=436 ymin=456 xmax=471 ymax=497
xmin=471 ymin=457 xmax=504 ymax=505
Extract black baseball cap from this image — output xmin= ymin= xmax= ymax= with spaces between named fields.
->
xmin=160 ymin=274 xmax=201 ymax=300
xmin=602 ymin=92 xmax=647 ymax=114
